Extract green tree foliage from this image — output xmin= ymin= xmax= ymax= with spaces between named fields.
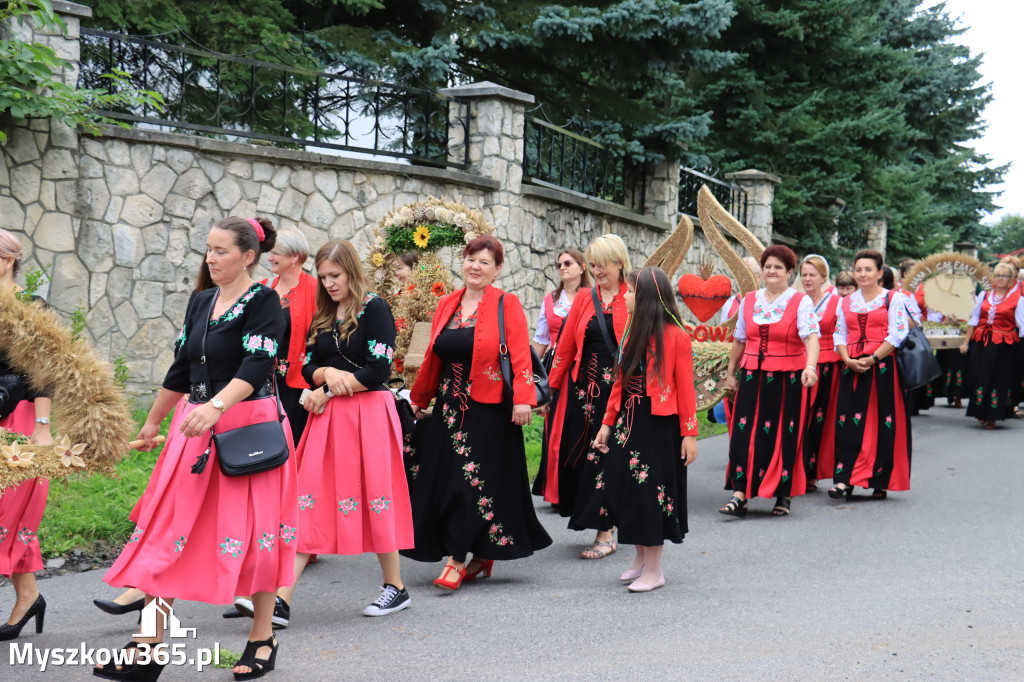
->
xmin=0 ymin=0 xmax=163 ymax=143
xmin=985 ymin=214 xmax=1024 ymax=257
xmin=689 ymin=0 xmax=1005 ymax=259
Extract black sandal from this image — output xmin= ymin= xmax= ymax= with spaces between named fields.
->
xmin=771 ymin=496 xmax=792 ymax=516
xmin=93 ymin=641 xmax=166 ymax=681
xmin=871 ymin=489 xmax=887 ymax=499
xmin=233 ymin=635 xmax=278 ymax=681
xmin=718 ymin=496 xmax=748 ymax=517
xmin=827 ymin=483 xmax=853 ymax=500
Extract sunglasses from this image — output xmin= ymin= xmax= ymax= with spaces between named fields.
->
xmin=557 ymin=259 xmax=575 ymax=269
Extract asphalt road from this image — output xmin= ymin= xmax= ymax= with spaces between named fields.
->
xmin=3 ymin=404 xmax=1022 ymax=680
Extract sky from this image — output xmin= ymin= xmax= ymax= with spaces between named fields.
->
xmin=934 ymin=0 xmax=1023 ymax=224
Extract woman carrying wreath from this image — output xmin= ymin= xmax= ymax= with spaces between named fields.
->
xmin=829 ymin=249 xmax=912 ymax=500
xmin=720 ymin=245 xmax=820 ymax=518
xmin=960 ymin=261 xmax=1024 ymax=428
xmin=97 ymin=216 xmax=295 ymax=682
xmin=531 ymin=248 xmax=590 ymax=499
xmin=547 ymin=235 xmax=631 ymax=559
xmin=403 ymin=235 xmax=551 ymax=591
xmin=0 ymin=229 xmax=54 ymax=642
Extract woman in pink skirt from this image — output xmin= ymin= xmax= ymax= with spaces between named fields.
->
xmin=276 ymin=239 xmax=414 ymax=618
xmin=0 ymin=229 xmax=54 ymax=642
xmin=97 ymin=216 xmax=296 ymax=682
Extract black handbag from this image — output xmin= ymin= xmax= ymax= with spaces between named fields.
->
xmin=540 ymin=304 xmax=568 ymax=375
xmin=0 ymin=373 xmax=28 ymax=422
xmin=498 ymin=294 xmax=552 ymax=408
xmin=192 ymin=290 xmax=290 ymax=477
xmin=890 ymin=294 xmax=942 ymax=391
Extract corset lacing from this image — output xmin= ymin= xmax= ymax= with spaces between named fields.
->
xmin=450 ymin=361 xmax=469 ymax=430
xmin=616 ymin=375 xmax=646 ymax=444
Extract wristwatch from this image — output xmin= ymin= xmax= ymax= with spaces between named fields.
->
xmin=35 ymin=417 xmax=49 ymax=425
xmin=210 ymin=398 xmax=225 ymax=412
xmin=871 ymin=353 xmax=880 ymax=365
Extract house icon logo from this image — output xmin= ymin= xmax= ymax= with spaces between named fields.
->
xmin=134 ymin=597 xmax=197 ymax=639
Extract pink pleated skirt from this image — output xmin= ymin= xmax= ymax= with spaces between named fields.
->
xmin=104 ymin=397 xmax=298 ymax=604
xmin=294 ymin=390 xmax=413 ymax=555
xmin=0 ymin=401 xmax=48 ymax=576
xmin=128 ymin=397 xmax=187 ymax=525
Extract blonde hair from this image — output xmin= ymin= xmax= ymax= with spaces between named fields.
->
xmin=0 ymin=229 xmax=24 ymax=275
xmin=801 ymin=255 xmax=829 ymax=281
xmin=585 ymin=234 xmax=631 ymax=282
xmin=993 ymin=262 xmax=1016 ymax=279
xmin=308 ymin=240 xmax=368 ymax=343
xmin=273 ymin=229 xmax=310 ymax=263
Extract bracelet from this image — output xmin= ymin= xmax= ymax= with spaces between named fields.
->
xmin=805 ymin=365 xmax=817 ymax=373
xmin=871 ymin=353 xmax=880 ymax=364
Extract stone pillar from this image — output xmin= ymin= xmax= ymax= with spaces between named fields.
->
xmin=637 ymin=158 xmax=679 ymax=224
xmin=865 ymin=212 xmax=888 ymax=256
xmin=0 ymin=1 xmax=91 ymax=315
xmin=440 ymin=81 xmax=534 ymax=192
xmin=724 ymin=169 xmax=781 ymax=246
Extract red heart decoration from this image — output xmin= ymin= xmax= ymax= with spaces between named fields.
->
xmin=677 ymin=273 xmax=733 ymax=323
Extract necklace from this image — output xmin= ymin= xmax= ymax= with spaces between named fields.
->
xmin=212 ymin=283 xmax=253 ymax=318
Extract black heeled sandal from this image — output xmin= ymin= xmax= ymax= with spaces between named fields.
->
xmin=93 ymin=597 xmax=145 ymax=616
xmin=771 ymin=496 xmax=792 ymax=516
xmin=871 ymin=488 xmax=887 ymax=499
xmin=0 ymin=593 xmax=45 ymax=641
xmin=93 ymin=641 xmax=166 ymax=681
xmin=718 ymin=496 xmax=748 ymax=517
xmin=233 ymin=635 xmax=279 ymax=681
xmin=827 ymin=484 xmax=853 ymax=500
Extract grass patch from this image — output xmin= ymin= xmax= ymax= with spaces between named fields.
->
xmin=213 ymin=647 xmax=241 ymax=669
xmin=37 ymin=409 xmax=171 ymax=557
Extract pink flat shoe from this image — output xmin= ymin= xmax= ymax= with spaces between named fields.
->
xmin=619 ymin=567 xmax=643 ymax=582
xmin=628 ymin=575 xmax=666 ymax=593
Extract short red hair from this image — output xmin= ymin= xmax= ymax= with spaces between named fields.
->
xmin=761 ymin=244 xmax=797 ymax=272
xmin=463 ymin=234 xmax=504 ymax=267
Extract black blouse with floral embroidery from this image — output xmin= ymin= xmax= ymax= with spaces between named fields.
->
xmin=163 ymin=283 xmax=285 ymax=393
xmin=301 ymin=293 xmax=396 ymax=391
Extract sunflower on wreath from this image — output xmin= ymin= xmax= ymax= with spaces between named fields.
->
xmin=364 ymin=197 xmax=495 ymax=385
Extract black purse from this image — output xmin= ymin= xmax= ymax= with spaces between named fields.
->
xmin=540 ymin=304 xmax=567 ymax=374
xmin=0 ymin=373 xmax=28 ymax=422
xmin=498 ymin=294 xmax=552 ymax=408
xmin=192 ymin=291 xmax=290 ymax=477
xmin=890 ymin=295 xmax=942 ymax=390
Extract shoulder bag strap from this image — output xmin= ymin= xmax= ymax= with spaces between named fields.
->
xmin=498 ymin=293 xmax=507 ymax=349
xmin=591 ymin=286 xmax=617 ymax=356
xmin=331 ymin=321 xmax=389 ymax=392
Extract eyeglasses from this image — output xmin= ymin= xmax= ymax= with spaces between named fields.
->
xmin=994 ymin=274 xmax=1013 ymax=279
xmin=557 ymin=260 xmax=575 ymax=269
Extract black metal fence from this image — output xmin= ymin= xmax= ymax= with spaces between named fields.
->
xmin=679 ymin=166 xmax=748 ymax=225
xmin=523 ymin=116 xmax=645 ymax=213
xmin=79 ymin=29 xmax=470 ymax=168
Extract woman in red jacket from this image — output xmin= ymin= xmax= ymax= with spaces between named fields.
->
xmin=960 ymin=261 xmax=1024 ymax=428
xmin=531 ymin=249 xmax=589 ymax=498
xmin=591 ymin=267 xmax=698 ymax=592
xmin=830 ymin=249 xmax=912 ymax=499
xmin=548 ymin=234 xmax=631 ymax=559
xmin=262 ymin=229 xmax=318 ymax=447
xmin=720 ymin=245 xmax=820 ymax=518
xmin=800 ymin=254 xmax=840 ymax=492
xmin=403 ymin=235 xmax=551 ymax=590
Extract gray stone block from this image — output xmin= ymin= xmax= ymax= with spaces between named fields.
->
xmin=78 ymin=221 xmax=114 ymax=271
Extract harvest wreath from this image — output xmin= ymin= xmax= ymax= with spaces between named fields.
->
xmin=365 ymin=197 xmax=496 ymax=384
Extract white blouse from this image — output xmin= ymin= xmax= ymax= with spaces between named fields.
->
xmin=533 ymin=289 xmax=574 ymax=345
xmin=734 ymin=288 xmax=820 ymax=342
xmin=967 ymin=289 xmax=1024 ymax=334
xmin=833 ymin=289 xmax=911 ymax=348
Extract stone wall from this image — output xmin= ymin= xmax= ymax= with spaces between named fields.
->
xmin=0 ymin=3 xmax=776 ymax=399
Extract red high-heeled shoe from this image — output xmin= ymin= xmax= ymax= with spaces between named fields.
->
xmin=463 ymin=559 xmax=494 ymax=583
xmin=433 ymin=564 xmax=466 ymax=591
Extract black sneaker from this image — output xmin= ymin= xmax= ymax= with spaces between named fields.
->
xmin=272 ymin=596 xmax=290 ymax=629
xmin=362 ymin=584 xmax=410 ymax=617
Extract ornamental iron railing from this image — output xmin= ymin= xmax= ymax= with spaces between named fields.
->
xmin=679 ymin=166 xmax=748 ymax=226
xmin=523 ymin=116 xmax=645 ymax=212
xmin=79 ymin=29 xmax=470 ymax=167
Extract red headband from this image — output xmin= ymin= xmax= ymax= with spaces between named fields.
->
xmin=246 ymin=218 xmax=265 ymax=242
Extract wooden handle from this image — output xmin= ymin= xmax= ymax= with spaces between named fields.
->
xmin=127 ymin=436 xmax=166 ymax=450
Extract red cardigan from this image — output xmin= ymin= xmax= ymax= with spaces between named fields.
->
xmin=601 ymin=324 xmax=699 ymax=437
xmin=410 ymin=285 xmax=536 ymax=407
xmin=262 ymin=272 xmax=318 ymax=389
xmin=548 ymin=282 xmax=629 ymax=389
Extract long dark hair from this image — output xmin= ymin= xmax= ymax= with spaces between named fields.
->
xmin=617 ymin=267 xmax=684 ymax=386
xmin=553 ymin=248 xmax=591 ymax=299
